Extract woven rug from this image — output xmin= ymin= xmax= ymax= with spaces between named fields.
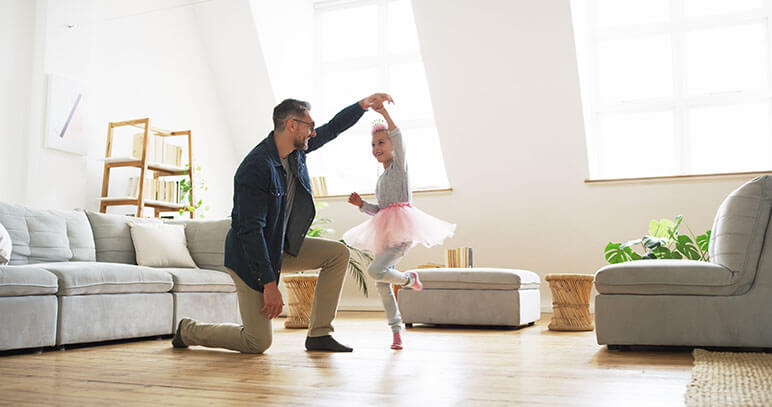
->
xmin=685 ymin=349 xmax=772 ymax=406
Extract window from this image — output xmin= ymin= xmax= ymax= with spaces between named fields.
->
xmin=309 ymin=0 xmax=450 ymax=195
xmin=571 ymin=0 xmax=772 ymax=180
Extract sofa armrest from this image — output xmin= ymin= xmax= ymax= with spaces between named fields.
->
xmin=168 ymin=218 xmax=231 ymax=272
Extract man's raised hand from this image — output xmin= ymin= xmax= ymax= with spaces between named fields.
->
xmin=359 ymin=93 xmax=394 ymax=110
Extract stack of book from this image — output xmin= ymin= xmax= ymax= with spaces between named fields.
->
xmin=447 ymin=247 xmax=473 ymax=268
xmin=131 ymin=133 xmax=184 ymax=166
xmin=127 ymin=176 xmax=183 ymax=204
xmin=310 ymin=176 xmax=328 ymax=197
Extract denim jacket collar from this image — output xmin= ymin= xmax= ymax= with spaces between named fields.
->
xmin=266 ymin=131 xmax=302 ymax=175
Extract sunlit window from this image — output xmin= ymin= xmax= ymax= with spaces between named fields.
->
xmin=572 ymin=0 xmax=772 ymax=180
xmin=309 ymin=0 xmax=450 ymax=196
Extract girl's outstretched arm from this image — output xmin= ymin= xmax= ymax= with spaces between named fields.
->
xmin=375 ymin=106 xmax=396 ymax=130
xmin=349 ymin=192 xmax=379 ymax=216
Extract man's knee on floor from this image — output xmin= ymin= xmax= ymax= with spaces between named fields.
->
xmin=243 ymin=334 xmax=271 ymax=354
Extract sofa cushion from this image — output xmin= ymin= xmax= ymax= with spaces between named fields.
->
xmin=85 ymin=210 xmax=160 ymax=264
xmin=164 ymin=268 xmax=236 ymax=293
xmin=410 ymin=268 xmax=540 ymax=290
xmin=25 ymin=208 xmax=72 ymax=263
xmin=35 ymin=261 xmax=173 ymax=295
xmin=594 ymin=260 xmax=735 ymax=295
xmin=57 ymin=209 xmax=96 ymax=262
xmin=709 ymin=175 xmax=772 ymax=294
xmin=0 ymin=264 xmax=59 ymax=296
xmin=128 ymin=222 xmax=197 ymax=268
xmin=167 ymin=219 xmax=229 ymax=272
xmin=0 ymin=202 xmax=31 ymax=265
xmin=0 ymin=223 xmax=11 ymax=265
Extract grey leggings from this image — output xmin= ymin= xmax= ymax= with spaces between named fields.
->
xmin=368 ymin=242 xmax=413 ymax=333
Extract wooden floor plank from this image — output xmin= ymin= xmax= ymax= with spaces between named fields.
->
xmin=0 ymin=312 xmax=692 ymax=406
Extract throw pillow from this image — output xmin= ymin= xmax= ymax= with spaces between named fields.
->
xmin=128 ymin=222 xmax=197 ymax=268
xmin=0 ymin=223 xmax=11 ymax=265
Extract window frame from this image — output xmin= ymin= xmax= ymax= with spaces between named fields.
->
xmin=577 ymin=0 xmax=772 ymax=182
xmin=309 ymin=0 xmax=451 ymax=197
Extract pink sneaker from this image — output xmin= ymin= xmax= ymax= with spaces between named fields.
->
xmin=406 ymin=271 xmax=423 ymax=291
xmin=391 ymin=330 xmax=403 ymax=350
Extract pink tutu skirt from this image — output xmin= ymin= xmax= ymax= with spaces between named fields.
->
xmin=343 ymin=203 xmax=456 ymax=255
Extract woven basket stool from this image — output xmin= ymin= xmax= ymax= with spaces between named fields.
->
xmin=545 ymin=274 xmax=595 ymax=331
xmin=282 ymin=273 xmax=318 ymax=329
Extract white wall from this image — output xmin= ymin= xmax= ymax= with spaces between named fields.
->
xmin=0 ymin=0 xmax=35 ymax=203
xmin=320 ymin=0 xmax=753 ymax=312
xmin=1 ymin=0 xmax=238 ymax=217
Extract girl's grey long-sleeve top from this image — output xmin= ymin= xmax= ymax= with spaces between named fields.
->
xmin=360 ymin=128 xmax=411 ymax=216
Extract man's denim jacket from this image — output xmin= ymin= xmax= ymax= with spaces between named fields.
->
xmin=224 ymin=103 xmax=365 ymax=292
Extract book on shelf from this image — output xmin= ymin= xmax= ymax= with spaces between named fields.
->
xmin=310 ymin=176 xmax=328 ymax=197
xmin=446 ymin=247 xmax=473 ymax=268
xmin=128 ymin=176 xmax=182 ymax=204
xmin=131 ymin=133 xmax=184 ymax=167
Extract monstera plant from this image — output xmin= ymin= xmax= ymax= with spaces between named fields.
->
xmin=604 ymin=215 xmax=711 ymax=264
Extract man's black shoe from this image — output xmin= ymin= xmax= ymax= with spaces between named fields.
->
xmin=172 ymin=318 xmax=189 ymax=348
xmin=305 ymin=335 xmax=353 ymax=352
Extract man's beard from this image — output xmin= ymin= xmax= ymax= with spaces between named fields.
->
xmin=294 ymin=135 xmax=308 ymax=150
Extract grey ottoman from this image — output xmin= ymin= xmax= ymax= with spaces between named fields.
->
xmin=398 ymin=268 xmax=541 ymax=327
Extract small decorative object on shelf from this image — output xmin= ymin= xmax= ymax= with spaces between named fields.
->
xmin=447 ymin=247 xmax=473 ymax=268
xmin=98 ymin=118 xmax=195 ymax=218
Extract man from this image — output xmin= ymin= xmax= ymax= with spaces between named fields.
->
xmin=172 ymin=93 xmax=394 ymax=353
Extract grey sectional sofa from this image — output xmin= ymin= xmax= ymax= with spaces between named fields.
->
xmin=594 ymin=175 xmax=772 ymax=348
xmin=0 ymin=202 xmax=240 ymax=352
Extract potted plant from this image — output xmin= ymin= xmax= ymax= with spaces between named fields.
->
xmin=179 ymin=164 xmax=209 ymax=218
xmin=604 ymin=215 xmax=711 ymax=264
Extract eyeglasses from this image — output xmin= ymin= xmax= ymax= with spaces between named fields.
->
xmin=292 ymin=118 xmax=315 ymax=130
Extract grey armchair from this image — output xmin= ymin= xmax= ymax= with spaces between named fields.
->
xmin=594 ymin=175 xmax=772 ymax=348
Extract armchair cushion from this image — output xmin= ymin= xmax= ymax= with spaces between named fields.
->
xmin=595 ymin=260 xmax=735 ymax=295
xmin=0 ymin=265 xmax=58 ymax=296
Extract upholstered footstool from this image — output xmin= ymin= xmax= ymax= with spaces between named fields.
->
xmin=397 ymin=268 xmax=541 ymax=327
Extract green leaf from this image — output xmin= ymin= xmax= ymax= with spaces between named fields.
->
xmin=642 ymin=235 xmax=667 ymax=250
xmin=604 ymin=242 xmax=630 ymax=264
xmin=649 ymin=218 xmax=676 ymax=238
xmin=675 ymin=235 xmax=700 ymax=260
xmin=696 ymin=230 xmax=711 ymax=253
xmin=622 ymin=246 xmax=643 ymax=261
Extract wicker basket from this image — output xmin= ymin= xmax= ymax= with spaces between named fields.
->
xmin=283 ymin=273 xmax=318 ymax=329
xmin=545 ymin=274 xmax=595 ymax=331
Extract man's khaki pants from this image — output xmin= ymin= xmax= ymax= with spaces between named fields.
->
xmin=178 ymin=237 xmax=350 ymax=353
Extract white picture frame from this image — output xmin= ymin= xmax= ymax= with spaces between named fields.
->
xmin=44 ymin=73 xmax=88 ymax=155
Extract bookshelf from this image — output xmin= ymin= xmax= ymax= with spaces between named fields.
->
xmin=98 ymin=118 xmax=194 ymax=218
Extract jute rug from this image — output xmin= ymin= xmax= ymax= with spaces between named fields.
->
xmin=685 ymin=349 xmax=772 ymax=406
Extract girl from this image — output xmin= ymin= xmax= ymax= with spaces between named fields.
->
xmin=343 ymin=104 xmax=455 ymax=350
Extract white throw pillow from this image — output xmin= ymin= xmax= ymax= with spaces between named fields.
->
xmin=0 ymin=223 xmax=11 ymax=265
xmin=128 ymin=222 xmax=197 ymax=268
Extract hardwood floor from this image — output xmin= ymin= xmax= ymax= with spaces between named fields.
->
xmin=0 ymin=312 xmax=693 ymax=406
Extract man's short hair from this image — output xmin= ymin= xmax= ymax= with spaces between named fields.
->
xmin=273 ymin=99 xmax=311 ymax=131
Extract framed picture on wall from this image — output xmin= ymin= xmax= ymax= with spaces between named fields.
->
xmin=44 ymin=73 xmax=88 ymax=155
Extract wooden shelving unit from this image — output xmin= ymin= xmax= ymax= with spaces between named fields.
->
xmin=99 ymin=118 xmax=194 ymax=218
